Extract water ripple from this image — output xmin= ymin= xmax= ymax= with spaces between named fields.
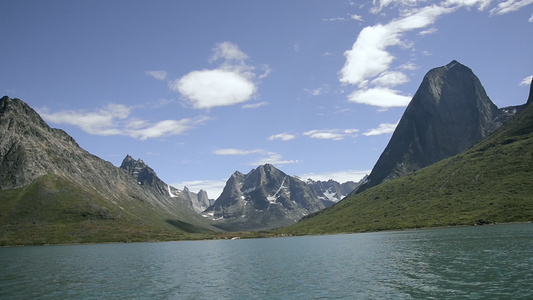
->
xmin=1 ymin=223 xmax=531 ymax=299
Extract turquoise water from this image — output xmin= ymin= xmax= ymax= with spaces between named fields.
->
xmin=1 ymin=223 xmax=531 ymax=299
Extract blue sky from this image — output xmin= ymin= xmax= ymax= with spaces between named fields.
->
xmin=2 ymin=0 xmax=532 ymax=199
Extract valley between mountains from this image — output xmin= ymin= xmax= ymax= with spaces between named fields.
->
xmin=1 ymin=60 xmax=532 ymax=246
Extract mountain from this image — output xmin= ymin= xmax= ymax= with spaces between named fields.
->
xmin=119 ymin=155 xmax=211 ymax=213
xmin=0 ymin=96 xmax=218 ymax=245
xmin=306 ymin=178 xmax=362 ymax=203
xmin=182 ymin=186 xmax=212 ymax=213
xmin=353 ymin=61 xmax=526 ymax=194
xmin=203 ymin=164 xmax=334 ymax=231
xmin=276 ymin=83 xmax=533 ymax=235
xmin=119 ymin=155 xmax=169 ymax=196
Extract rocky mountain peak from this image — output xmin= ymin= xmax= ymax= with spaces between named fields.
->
xmin=119 ymin=155 xmax=167 ymax=194
xmin=0 ymin=96 xmax=87 ymax=189
xmin=308 ymin=179 xmax=362 ymax=203
xmin=353 ymin=60 xmax=513 ymax=194
xmin=1 ymin=96 xmax=48 ymax=128
xmin=203 ymin=164 xmax=336 ymax=230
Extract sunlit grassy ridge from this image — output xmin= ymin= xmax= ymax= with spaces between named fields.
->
xmin=275 ymin=103 xmax=533 ymax=235
xmin=0 ymin=175 xmax=219 ymax=246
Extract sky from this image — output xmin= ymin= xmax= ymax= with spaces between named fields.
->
xmin=1 ymin=0 xmax=532 ymax=199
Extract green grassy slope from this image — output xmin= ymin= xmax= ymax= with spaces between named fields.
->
xmin=0 ymin=174 xmax=217 ymax=246
xmin=275 ymin=103 xmax=533 ymax=235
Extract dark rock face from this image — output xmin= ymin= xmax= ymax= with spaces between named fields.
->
xmin=354 ymin=61 xmax=524 ymax=193
xmin=203 ymin=164 xmax=330 ymax=230
xmin=196 ymin=189 xmax=212 ymax=210
xmin=181 ymin=186 xmax=211 ymax=213
xmin=307 ymin=179 xmax=361 ymax=204
xmin=119 ymin=155 xmax=212 ymax=213
xmin=120 ymin=155 xmax=168 ymax=196
xmin=0 ymin=96 xmax=101 ymax=189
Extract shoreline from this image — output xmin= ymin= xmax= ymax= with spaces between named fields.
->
xmin=1 ymin=221 xmax=531 ymax=248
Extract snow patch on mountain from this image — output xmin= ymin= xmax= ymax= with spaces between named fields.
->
xmin=267 ymin=176 xmax=287 ymax=203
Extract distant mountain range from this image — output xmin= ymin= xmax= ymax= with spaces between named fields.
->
xmin=119 ymin=155 xmax=212 ymax=213
xmin=0 ymin=96 xmax=357 ymax=244
xmin=203 ymin=164 xmax=360 ymax=230
xmin=1 ymin=60 xmax=530 ymax=245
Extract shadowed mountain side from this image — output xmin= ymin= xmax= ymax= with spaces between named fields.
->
xmin=275 ymin=94 xmax=533 ymax=235
xmin=165 ymin=219 xmax=213 ymax=233
xmin=353 ymin=61 xmax=525 ymax=195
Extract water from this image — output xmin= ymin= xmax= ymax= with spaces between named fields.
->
xmin=1 ymin=223 xmax=531 ymax=299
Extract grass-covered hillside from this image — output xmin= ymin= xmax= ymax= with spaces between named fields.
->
xmin=275 ymin=103 xmax=533 ymax=236
xmin=0 ymin=174 xmax=221 ymax=246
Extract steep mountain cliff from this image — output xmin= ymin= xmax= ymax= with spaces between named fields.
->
xmin=119 ymin=155 xmax=211 ymax=213
xmin=203 ymin=164 xmax=331 ymax=230
xmin=277 ymin=85 xmax=533 ymax=235
xmin=181 ymin=186 xmax=212 ymax=213
xmin=120 ymin=155 xmax=169 ymax=196
xmin=0 ymin=96 xmax=217 ymax=245
xmin=354 ymin=60 xmax=525 ymax=194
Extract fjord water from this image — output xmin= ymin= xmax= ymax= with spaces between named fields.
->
xmin=1 ymin=224 xmax=531 ymax=299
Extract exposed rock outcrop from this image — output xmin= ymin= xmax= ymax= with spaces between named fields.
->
xmin=203 ymin=164 xmax=331 ymax=230
xmin=353 ymin=61 xmax=526 ymax=194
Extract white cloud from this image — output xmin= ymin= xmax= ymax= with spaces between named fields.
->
xmin=323 ymin=17 xmax=347 ymax=21
xmin=340 ymin=0 xmax=531 ymax=108
xmin=242 ymin=101 xmax=268 ymax=109
xmin=171 ymin=41 xmax=267 ymax=109
xmin=40 ymin=104 xmax=131 ymax=136
xmin=442 ymin=0 xmax=491 ymax=10
xmin=209 ymin=41 xmax=248 ymax=63
xmin=145 ymin=70 xmax=167 ymax=81
xmin=306 ymin=87 xmax=324 ymax=96
xmin=530 ymin=12 xmax=533 ymax=21
xmin=419 ymin=27 xmax=438 ymax=35
xmin=489 ymin=0 xmax=533 ymax=15
xmin=213 ymin=148 xmax=297 ymax=166
xmin=249 ymin=153 xmax=299 ymax=166
xmin=371 ymin=71 xmax=409 ymax=87
xmin=520 ymin=75 xmax=533 ymax=86
xmin=339 ymin=23 xmax=397 ymax=86
xmin=303 ymin=129 xmax=359 ymax=141
xmin=351 ymin=14 xmax=364 ymax=21
xmin=40 ymin=104 xmax=208 ymax=140
xmin=171 ymin=69 xmax=256 ymax=109
xmin=213 ymin=148 xmax=263 ymax=155
xmin=363 ymin=122 xmax=398 ymax=136
xmin=299 ymin=169 xmax=370 ymax=183
xmin=371 ymin=0 xmax=421 ymax=13
xmin=348 ymin=87 xmax=412 ymax=107
xmin=294 ymin=43 xmax=301 ymax=52
xmin=127 ymin=116 xmax=210 ymax=140
xmin=400 ymin=62 xmax=418 ymax=70
xmin=258 ymin=65 xmax=272 ymax=80
xmin=171 ymin=179 xmax=227 ymax=200
xmin=268 ymin=133 xmax=296 ymax=141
